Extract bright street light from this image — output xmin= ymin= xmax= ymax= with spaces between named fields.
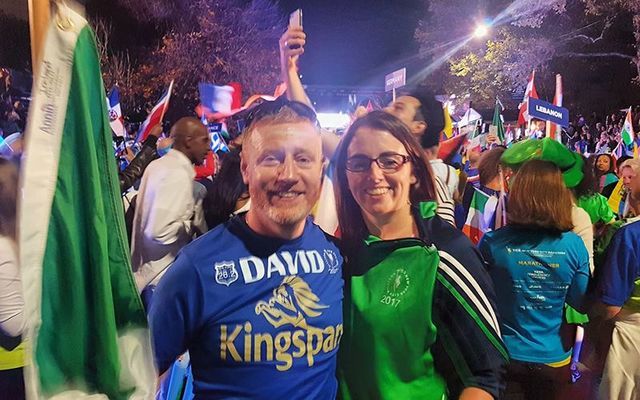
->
xmin=473 ymin=23 xmax=490 ymax=38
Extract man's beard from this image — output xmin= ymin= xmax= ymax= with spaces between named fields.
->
xmin=264 ymin=198 xmax=313 ymax=226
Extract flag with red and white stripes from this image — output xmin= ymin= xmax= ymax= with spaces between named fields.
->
xmin=517 ymin=70 xmax=539 ymax=125
xmin=136 ymin=80 xmax=173 ymax=142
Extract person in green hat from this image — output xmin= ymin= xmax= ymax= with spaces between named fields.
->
xmin=501 ymin=138 xmax=594 ymax=274
xmin=478 ymin=160 xmax=590 ymax=399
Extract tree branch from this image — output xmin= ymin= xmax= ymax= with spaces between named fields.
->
xmin=564 ymin=15 xmax=614 ymax=44
xmin=560 ymin=52 xmax=636 ymax=61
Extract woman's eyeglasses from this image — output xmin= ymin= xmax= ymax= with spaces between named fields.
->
xmin=345 ymin=153 xmax=411 ymax=173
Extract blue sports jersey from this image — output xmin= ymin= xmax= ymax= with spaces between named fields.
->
xmin=479 ymin=226 xmax=590 ymax=364
xmin=597 ymin=220 xmax=640 ymax=311
xmin=149 ymin=215 xmax=344 ymax=399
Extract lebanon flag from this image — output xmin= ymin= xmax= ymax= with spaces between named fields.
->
xmin=517 ymin=70 xmax=539 ymax=125
xmin=462 ymin=188 xmax=500 ymax=245
xmin=107 ymin=85 xmax=125 ymax=137
xmin=136 ymin=80 xmax=173 ymax=142
xmin=20 ymin=7 xmax=156 ymax=399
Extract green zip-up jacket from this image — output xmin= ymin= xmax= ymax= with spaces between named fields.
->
xmin=339 ymin=203 xmax=508 ymax=400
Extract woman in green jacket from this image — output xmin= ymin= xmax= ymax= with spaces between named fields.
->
xmin=334 ymin=111 xmax=507 ymax=400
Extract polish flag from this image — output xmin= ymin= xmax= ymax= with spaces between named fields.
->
xmin=517 ymin=70 xmax=539 ymax=125
xmin=136 ymin=80 xmax=173 ymax=142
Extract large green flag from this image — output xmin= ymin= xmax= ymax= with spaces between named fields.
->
xmin=490 ymin=99 xmax=505 ymax=144
xmin=20 ymin=6 xmax=155 ymax=399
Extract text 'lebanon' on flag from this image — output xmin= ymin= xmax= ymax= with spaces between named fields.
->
xmin=20 ymin=6 xmax=156 ymax=399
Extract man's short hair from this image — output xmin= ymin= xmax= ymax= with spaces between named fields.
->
xmin=408 ymin=88 xmax=445 ymax=149
xmin=242 ymin=100 xmax=318 ymax=147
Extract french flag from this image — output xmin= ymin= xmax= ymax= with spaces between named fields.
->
xmin=136 ymin=80 xmax=173 ymax=142
xmin=107 ymin=86 xmax=125 ymax=137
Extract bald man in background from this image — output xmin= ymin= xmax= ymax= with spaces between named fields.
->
xmin=131 ymin=117 xmax=211 ymax=293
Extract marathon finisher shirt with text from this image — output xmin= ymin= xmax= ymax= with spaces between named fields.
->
xmin=149 ymin=215 xmax=344 ymax=399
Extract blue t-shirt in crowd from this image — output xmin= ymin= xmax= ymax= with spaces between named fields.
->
xmin=149 ymin=215 xmax=344 ymax=399
xmin=596 ymin=220 xmax=640 ymax=311
xmin=479 ymin=226 xmax=590 ymax=364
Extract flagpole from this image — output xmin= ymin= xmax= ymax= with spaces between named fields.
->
xmin=28 ymin=0 xmax=51 ymax=77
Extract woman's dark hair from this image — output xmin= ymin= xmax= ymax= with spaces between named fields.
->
xmin=334 ymin=110 xmax=436 ymax=245
xmin=594 ymin=153 xmax=616 ymax=176
xmin=572 ymin=154 xmax=597 ymax=199
xmin=203 ymin=148 xmax=248 ymax=229
xmin=508 ymin=160 xmax=574 ymax=232
xmin=477 ymin=147 xmax=506 ymax=187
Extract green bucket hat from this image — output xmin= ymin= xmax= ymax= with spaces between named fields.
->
xmin=501 ymin=138 xmax=584 ymax=188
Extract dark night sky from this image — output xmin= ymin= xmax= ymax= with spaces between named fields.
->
xmin=279 ymin=0 xmax=424 ymax=87
xmin=3 ymin=0 xmax=425 ymax=87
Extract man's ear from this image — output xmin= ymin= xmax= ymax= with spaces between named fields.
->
xmin=411 ymin=120 xmax=427 ymax=137
xmin=240 ymin=151 xmax=250 ymax=185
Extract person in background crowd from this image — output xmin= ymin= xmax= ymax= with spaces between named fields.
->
xmin=149 ymin=100 xmax=344 ymax=399
xmin=592 ymin=218 xmax=640 ymax=399
xmin=203 ymin=148 xmax=249 ymax=229
xmin=131 ymin=117 xmax=210 ymax=294
xmin=480 ymin=160 xmax=590 ymax=400
xmin=530 ymin=118 xmax=546 ymax=139
xmin=335 ymin=111 xmax=507 ymax=400
xmin=463 ymin=143 xmax=482 ymax=188
xmin=119 ymin=124 xmax=163 ymax=193
xmin=619 ymin=158 xmax=640 ymax=219
xmin=575 ymin=155 xmax=615 ymax=226
xmin=460 ymin=147 xmax=508 ymax=234
xmin=384 ymin=90 xmax=457 ymax=225
xmin=0 ymin=158 xmax=25 ymax=399
xmin=593 ymin=154 xmax=618 ymax=194
xmin=501 ymin=138 xmax=595 ymax=273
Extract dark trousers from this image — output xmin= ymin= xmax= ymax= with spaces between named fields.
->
xmin=503 ymin=360 xmax=572 ymax=400
xmin=0 ymin=367 xmax=25 ymax=400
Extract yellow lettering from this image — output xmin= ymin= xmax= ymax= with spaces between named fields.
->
xmin=334 ymin=324 xmax=343 ymax=350
xmin=254 ymin=333 xmax=274 ymax=362
xmin=322 ymin=326 xmax=335 ymax=352
xmin=274 ymin=331 xmax=293 ymax=371
xmin=244 ymin=322 xmax=252 ymax=362
xmin=220 ymin=324 xmax=242 ymax=362
xmin=306 ymin=328 xmax=323 ymax=367
xmin=292 ymin=330 xmax=306 ymax=358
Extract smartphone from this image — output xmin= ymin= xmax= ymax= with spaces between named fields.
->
xmin=289 ymin=9 xmax=302 ymax=29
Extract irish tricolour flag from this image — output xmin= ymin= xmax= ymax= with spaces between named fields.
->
xmin=20 ymin=6 xmax=155 ymax=399
xmin=462 ymin=188 xmax=503 ymax=245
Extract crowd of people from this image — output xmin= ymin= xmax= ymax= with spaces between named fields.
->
xmin=565 ymin=109 xmax=640 ymax=156
xmin=1 ymin=24 xmax=640 ymax=400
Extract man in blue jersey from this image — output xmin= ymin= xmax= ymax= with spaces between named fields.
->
xmin=149 ymin=100 xmax=344 ymax=399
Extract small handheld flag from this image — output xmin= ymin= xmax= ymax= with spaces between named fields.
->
xmin=517 ymin=70 xmax=539 ymax=125
xmin=106 ymin=86 xmax=125 ymax=137
xmin=136 ymin=80 xmax=173 ymax=142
